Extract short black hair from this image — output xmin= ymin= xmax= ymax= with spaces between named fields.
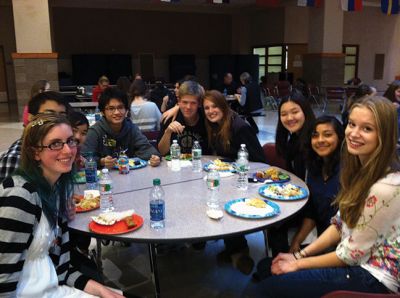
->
xmin=98 ymin=87 xmax=129 ymax=112
xmin=28 ymin=91 xmax=70 ymax=115
xmin=68 ymin=111 xmax=89 ymax=128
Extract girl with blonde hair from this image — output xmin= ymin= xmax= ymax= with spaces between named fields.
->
xmin=259 ymin=96 xmax=400 ymax=297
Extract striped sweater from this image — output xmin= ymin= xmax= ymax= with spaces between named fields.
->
xmin=0 ymin=175 xmax=90 ymax=297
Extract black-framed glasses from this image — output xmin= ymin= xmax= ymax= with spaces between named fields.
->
xmin=105 ymin=106 xmax=126 ymax=113
xmin=35 ymin=138 xmax=79 ymax=151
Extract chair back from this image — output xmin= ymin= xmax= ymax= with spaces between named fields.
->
xmin=262 ymin=143 xmax=287 ymax=170
xmin=143 ymin=130 xmax=159 ymax=148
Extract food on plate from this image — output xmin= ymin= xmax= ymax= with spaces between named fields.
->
xmin=230 ymin=199 xmax=274 ymax=216
xmin=124 ymin=216 xmax=137 ymax=228
xmin=92 ymin=209 xmax=135 ymax=225
xmin=180 ymin=153 xmax=192 ymax=160
xmin=210 ymin=159 xmax=231 ymax=171
xmin=246 ymin=198 xmax=267 ymax=208
xmin=74 ymin=190 xmax=100 ymax=211
xmin=129 ymin=159 xmax=142 ymax=167
xmin=263 ymin=183 xmax=302 ymax=198
xmin=255 ymin=167 xmax=289 ymax=181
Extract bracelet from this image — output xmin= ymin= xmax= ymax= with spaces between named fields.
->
xmin=293 ymin=251 xmax=302 ymax=260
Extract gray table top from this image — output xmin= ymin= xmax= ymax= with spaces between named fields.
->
xmin=69 ymin=158 xmax=308 ymax=243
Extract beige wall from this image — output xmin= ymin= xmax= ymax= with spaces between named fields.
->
xmin=284 ymin=6 xmax=309 ymax=44
xmin=12 ymin=0 xmax=52 ymax=52
xmin=343 ymin=6 xmax=400 ymax=90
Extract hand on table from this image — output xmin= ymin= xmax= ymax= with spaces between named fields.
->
xmin=102 ymin=155 xmax=117 ymax=169
xmin=166 ymin=121 xmax=185 ymax=135
xmin=149 ymin=155 xmax=161 ymax=167
xmin=271 ymin=252 xmax=299 ymax=275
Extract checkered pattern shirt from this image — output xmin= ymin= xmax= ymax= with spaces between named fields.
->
xmin=0 ymin=138 xmax=22 ymax=183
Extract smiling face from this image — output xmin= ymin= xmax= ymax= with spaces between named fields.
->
xmin=395 ymin=87 xmax=400 ymax=102
xmin=178 ymin=95 xmax=200 ymax=122
xmin=103 ymin=98 xmax=127 ymax=129
xmin=311 ymin=123 xmax=340 ymax=159
xmin=73 ymin=123 xmax=89 ymax=145
xmin=280 ymin=101 xmax=305 ymax=134
xmin=345 ymin=106 xmax=379 ymax=165
xmin=203 ymin=98 xmax=224 ymax=124
xmin=34 ymin=124 xmax=77 ymax=185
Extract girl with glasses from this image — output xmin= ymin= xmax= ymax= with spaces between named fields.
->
xmin=0 ymin=114 xmax=124 ymax=297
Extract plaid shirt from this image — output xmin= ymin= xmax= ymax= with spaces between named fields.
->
xmin=0 ymin=138 xmax=22 ymax=183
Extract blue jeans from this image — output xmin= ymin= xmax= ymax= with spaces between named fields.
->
xmin=259 ymin=266 xmax=390 ymax=298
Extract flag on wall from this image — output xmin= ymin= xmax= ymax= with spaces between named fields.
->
xmin=297 ymin=0 xmax=321 ymax=7
xmin=341 ymin=0 xmax=363 ymax=11
xmin=256 ymin=0 xmax=280 ymax=7
xmin=381 ymin=0 xmax=399 ymax=15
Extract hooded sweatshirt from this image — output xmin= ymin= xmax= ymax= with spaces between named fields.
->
xmin=82 ymin=117 xmax=160 ymax=164
xmin=332 ymin=171 xmax=400 ymax=293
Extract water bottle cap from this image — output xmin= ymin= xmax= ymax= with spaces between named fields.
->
xmin=172 ymin=139 xmax=178 ymax=144
xmin=241 ymin=144 xmax=246 ymax=148
xmin=102 ymin=168 xmax=109 ymax=174
xmin=153 ymin=178 xmax=161 ymax=186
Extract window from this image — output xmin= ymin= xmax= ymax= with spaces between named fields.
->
xmin=253 ymin=45 xmax=287 ymax=81
xmin=343 ymin=45 xmax=359 ymax=84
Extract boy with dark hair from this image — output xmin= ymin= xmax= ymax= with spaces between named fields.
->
xmin=0 ymin=91 xmax=71 ymax=182
xmin=82 ymin=87 xmax=161 ymax=168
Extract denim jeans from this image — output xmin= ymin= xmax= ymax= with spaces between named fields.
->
xmin=259 ymin=266 xmax=390 ymax=298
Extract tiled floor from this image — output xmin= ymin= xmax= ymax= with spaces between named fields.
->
xmin=0 ymin=104 xmax=337 ymax=298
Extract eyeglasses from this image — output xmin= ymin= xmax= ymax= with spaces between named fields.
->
xmin=105 ymin=106 xmax=126 ymax=113
xmin=35 ymin=138 xmax=79 ymax=151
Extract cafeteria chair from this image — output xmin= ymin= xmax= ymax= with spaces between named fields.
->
xmin=308 ymin=83 xmax=327 ymax=113
xmin=143 ymin=130 xmax=159 ymax=148
xmin=322 ymin=291 xmax=400 ymax=298
xmin=324 ymin=86 xmax=346 ymax=113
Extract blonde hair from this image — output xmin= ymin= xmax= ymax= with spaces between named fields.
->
xmin=335 ymin=96 xmax=399 ymax=228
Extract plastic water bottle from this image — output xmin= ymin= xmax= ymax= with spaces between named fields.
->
xmin=99 ymin=168 xmax=114 ymax=212
xmin=150 ymin=178 xmax=165 ymax=229
xmin=170 ymin=139 xmax=181 ymax=172
xmin=191 ymin=140 xmax=202 ymax=172
xmin=84 ymin=152 xmax=98 ymax=190
xmin=236 ymin=144 xmax=249 ymax=190
xmin=94 ymin=106 xmax=101 ymax=122
xmin=206 ymin=169 xmax=220 ymax=209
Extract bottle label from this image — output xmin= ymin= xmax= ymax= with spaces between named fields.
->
xmin=150 ymin=202 xmax=165 ymax=221
xmin=207 ymin=178 xmax=219 ymax=189
xmin=85 ymin=169 xmax=97 ymax=183
xmin=192 ymin=149 xmax=202 ymax=159
xmin=100 ymin=183 xmax=111 ymax=192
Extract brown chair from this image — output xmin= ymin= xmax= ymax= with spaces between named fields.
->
xmin=325 ymin=87 xmax=346 ymax=112
xmin=262 ymin=142 xmax=287 ymax=170
xmin=322 ymin=291 xmax=400 ymax=298
xmin=142 ymin=130 xmax=159 ymax=148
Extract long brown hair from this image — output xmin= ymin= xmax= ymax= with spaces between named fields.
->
xmin=204 ymin=90 xmax=233 ymax=152
xmin=335 ymin=96 xmax=400 ymax=228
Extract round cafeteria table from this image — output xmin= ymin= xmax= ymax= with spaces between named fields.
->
xmin=69 ymin=157 xmax=309 ymax=297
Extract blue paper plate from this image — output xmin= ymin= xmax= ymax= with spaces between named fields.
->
xmin=258 ymin=183 xmax=308 ymax=201
xmin=113 ymin=158 xmax=147 ymax=170
xmin=224 ymin=198 xmax=280 ymax=219
xmin=203 ymin=161 xmax=235 ymax=173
